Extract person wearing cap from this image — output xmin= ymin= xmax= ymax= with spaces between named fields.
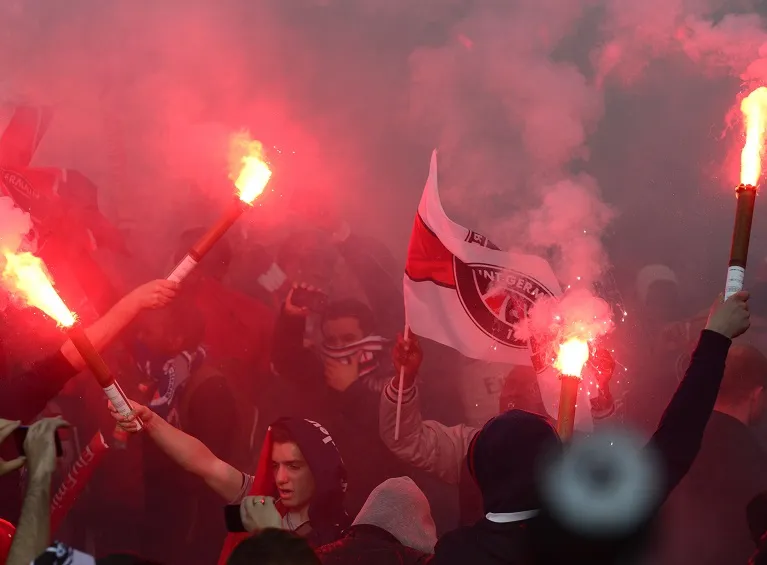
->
xmin=430 ymin=292 xmax=749 ymax=565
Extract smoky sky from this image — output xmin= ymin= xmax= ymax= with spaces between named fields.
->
xmin=1 ymin=0 xmax=767 ymax=307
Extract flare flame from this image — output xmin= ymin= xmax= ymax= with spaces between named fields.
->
xmin=1 ymin=251 xmax=76 ymax=327
xmin=740 ymin=87 xmax=767 ymax=186
xmin=554 ymin=337 xmax=590 ymax=378
xmin=228 ymin=132 xmax=272 ymax=204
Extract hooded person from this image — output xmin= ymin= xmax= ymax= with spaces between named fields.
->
xmin=432 ymin=410 xmax=561 ymax=565
xmin=113 ymin=407 xmax=349 ymax=565
xmin=219 ymin=417 xmax=350 ymax=563
xmin=431 ymin=293 xmax=751 ymax=565
xmin=315 ymin=477 xmax=436 ymax=565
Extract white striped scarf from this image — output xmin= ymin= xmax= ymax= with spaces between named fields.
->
xmin=319 ymin=335 xmax=389 ymax=377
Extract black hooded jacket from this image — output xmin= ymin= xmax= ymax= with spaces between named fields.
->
xmin=278 ymin=417 xmax=351 ymax=546
xmin=432 ymin=329 xmax=732 ymax=565
xmin=220 ymin=417 xmax=351 ymax=563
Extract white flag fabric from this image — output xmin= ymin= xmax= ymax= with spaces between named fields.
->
xmin=403 ymin=150 xmax=593 ymax=430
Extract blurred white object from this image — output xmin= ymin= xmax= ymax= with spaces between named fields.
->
xmin=540 ymin=429 xmax=663 ymax=537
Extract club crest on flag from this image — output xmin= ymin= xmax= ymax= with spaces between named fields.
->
xmin=454 ymin=260 xmax=557 ymax=350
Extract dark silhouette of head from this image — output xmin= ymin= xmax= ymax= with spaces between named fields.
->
xmin=468 ymin=409 xmax=561 ymax=514
xmin=227 ymin=529 xmax=320 ymax=565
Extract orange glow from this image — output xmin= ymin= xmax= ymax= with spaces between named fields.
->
xmin=740 ymin=87 xmax=767 ymax=186
xmin=228 ymin=132 xmax=272 ymax=204
xmin=2 ymin=252 xmax=76 ymax=327
xmin=554 ymin=337 xmax=590 ymax=378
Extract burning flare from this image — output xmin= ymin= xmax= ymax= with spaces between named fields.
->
xmin=228 ymin=132 xmax=272 ymax=204
xmin=554 ymin=337 xmax=590 ymax=378
xmin=1 ymin=252 xmax=75 ymax=327
xmin=740 ymin=87 xmax=767 ymax=186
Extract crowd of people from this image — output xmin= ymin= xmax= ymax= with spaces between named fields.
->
xmin=0 ymin=212 xmax=766 ymax=565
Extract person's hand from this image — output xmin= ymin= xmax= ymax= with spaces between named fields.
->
xmin=24 ymin=417 xmax=68 ymax=481
xmin=240 ymin=496 xmax=283 ymax=532
xmin=109 ymin=400 xmax=153 ymax=433
xmin=324 ymin=353 xmax=361 ymax=392
xmin=588 ymin=347 xmax=615 ymax=392
xmin=127 ymin=280 xmax=179 ymax=311
xmin=0 ymin=419 xmax=25 ymax=476
xmin=284 ymin=283 xmax=313 ymax=317
xmin=392 ymin=333 xmax=422 ymax=390
xmin=706 ymin=291 xmax=751 ymax=339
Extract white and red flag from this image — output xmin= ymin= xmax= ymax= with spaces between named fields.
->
xmin=403 ymin=150 xmax=593 ymax=429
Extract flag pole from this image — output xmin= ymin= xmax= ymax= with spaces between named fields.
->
xmin=394 ymin=324 xmax=410 ymax=441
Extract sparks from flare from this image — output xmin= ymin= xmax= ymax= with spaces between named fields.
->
xmin=740 ymin=87 xmax=767 ymax=186
xmin=228 ymin=132 xmax=273 ymax=204
xmin=554 ymin=337 xmax=590 ymax=378
xmin=1 ymin=252 xmax=76 ymax=327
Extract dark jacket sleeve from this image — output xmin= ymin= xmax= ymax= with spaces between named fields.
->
xmin=647 ymin=329 xmax=731 ymax=498
xmin=271 ymin=308 xmax=323 ymax=387
xmin=335 ymin=234 xmax=404 ymax=338
xmin=0 ymin=350 xmax=77 ymax=423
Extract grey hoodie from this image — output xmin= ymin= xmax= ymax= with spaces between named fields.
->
xmin=352 ymin=477 xmax=437 ymax=554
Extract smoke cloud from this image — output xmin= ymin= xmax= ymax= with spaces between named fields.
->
xmin=0 ymin=0 xmax=764 ymax=308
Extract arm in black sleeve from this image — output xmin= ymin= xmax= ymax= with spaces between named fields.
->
xmin=335 ymin=234 xmax=404 ymax=337
xmin=270 ymin=308 xmax=322 ymax=386
xmin=185 ymin=377 xmax=238 ymax=463
xmin=647 ymin=329 xmax=731 ymax=498
xmin=0 ymin=351 xmax=77 ymax=423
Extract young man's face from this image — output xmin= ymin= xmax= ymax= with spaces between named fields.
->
xmin=322 ymin=316 xmax=364 ymax=348
xmin=271 ymin=441 xmax=316 ymax=511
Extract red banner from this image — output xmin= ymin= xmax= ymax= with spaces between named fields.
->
xmin=50 ymin=432 xmax=109 ymax=534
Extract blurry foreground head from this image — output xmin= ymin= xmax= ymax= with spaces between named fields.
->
xmin=352 ymin=477 xmax=437 ymax=553
xmin=532 ymin=430 xmax=664 ymax=565
xmin=228 ymin=529 xmax=320 ymax=565
xmin=748 ymin=492 xmax=767 ymax=546
xmin=468 ymin=409 xmax=561 ymax=515
xmin=716 ymin=345 xmax=767 ymax=426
